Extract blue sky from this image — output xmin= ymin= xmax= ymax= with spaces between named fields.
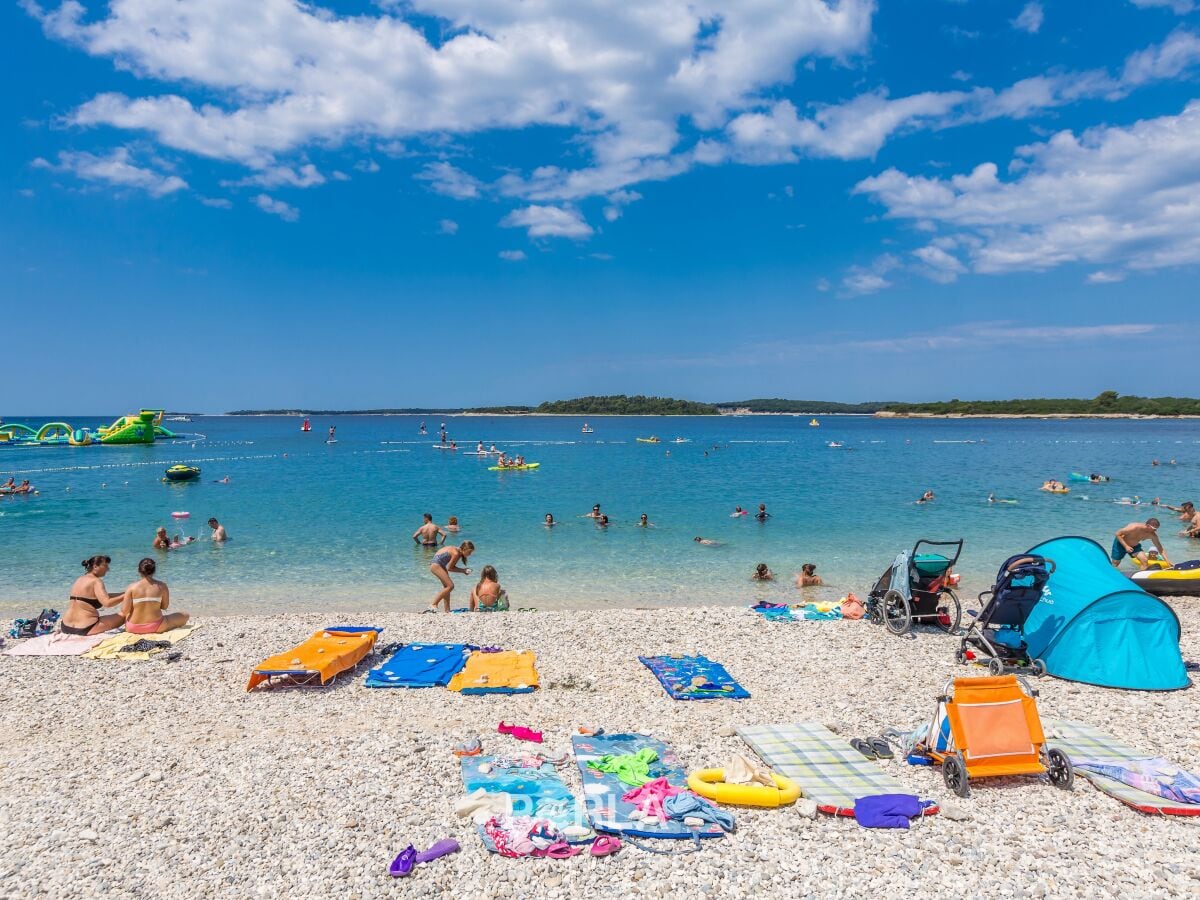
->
xmin=3 ymin=0 xmax=1197 ymax=412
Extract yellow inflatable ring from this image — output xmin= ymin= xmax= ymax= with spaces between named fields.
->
xmin=686 ymin=770 xmax=801 ymax=807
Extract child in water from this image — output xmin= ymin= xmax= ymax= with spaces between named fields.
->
xmin=469 ymin=565 xmax=508 ymax=611
xmin=796 ymin=563 xmax=823 ymax=587
xmin=752 ymin=563 xmax=774 ymax=581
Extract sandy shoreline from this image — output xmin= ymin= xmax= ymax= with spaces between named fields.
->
xmin=2 ymin=605 xmax=1198 ymax=899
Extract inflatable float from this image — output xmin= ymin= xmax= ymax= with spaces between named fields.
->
xmin=488 ymin=463 xmax=540 ymax=471
xmin=1040 ymin=486 xmax=1070 ymax=494
xmin=1069 ymin=473 xmax=1110 ymax=483
xmin=636 ymin=437 xmax=660 ymax=443
xmin=686 ymin=770 xmax=801 ymax=808
xmin=163 ymin=465 xmax=201 ymax=482
xmin=1131 ymin=560 xmax=1200 ymax=597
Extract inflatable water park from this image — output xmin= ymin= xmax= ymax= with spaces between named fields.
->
xmin=0 ymin=409 xmax=182 ymax=448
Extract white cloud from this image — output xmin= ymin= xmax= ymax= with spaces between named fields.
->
xmin=354 ymin=159 xmax=381 ymax=173
xmin=1087 ymin=270 xmax=1126 ymax=283
xmin=18 ymin=188 xmax=36 ymax=198
xmin=252 ymin=193 xmax=299 ymax=221
xmin=1013 ymin=3 xmax=1044 ymax=34
xmin=950 ymin=70 xmax=972 ymax=82
xmin=31 ymin=147 xmax=187 ymax=196
xmin=843 ymin=321 xmax=1157 ymax=354
xmin=854 ymin=101 xmax=1200 ymax=276
xmin=438 ymin=218 xmax=459 ymax=235
xmin=199 ymin=196 xmax=232 ymax=208
xmin=1130 ymin=0 xmax=1195 ymax=13
xmin=603 ymin=189 xmax=642 ymax=222
xmin=500 ymin=205 xmax=592 ymax=239
xmin=498 ymin=249 xmax=527 ymax=261
xmin=841 ymin=254 xmax=900 ymax=296
xmin=415 ymin=162 xmax=481 ymax=200
xmin=913 ymin=242 xmax=968 ymax=283
xmin=1121 ymin=27 xmax=1200 ymax=86
xmin=28 ymin=0 xmax=874 ymax=196
xmin=227 ymin=163 xmax=325 ymax=189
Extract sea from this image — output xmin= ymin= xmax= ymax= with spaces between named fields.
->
xmin=1 ymin=414 xmax=1196 ymax=614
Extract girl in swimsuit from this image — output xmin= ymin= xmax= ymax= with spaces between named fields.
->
xmin=429 ymin=541 xmax=474 ymax=612
xmin=60 ymin=555 xmax=125 ymax=635
xmin=469 ymin=564 xmax=507 ymax=611
xmin=120 ymin=558 xmax=190 ymax=635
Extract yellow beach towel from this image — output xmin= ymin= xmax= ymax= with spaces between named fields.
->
xmin=84 ymin=626 xmax=198 ymax=661
xmin=447 ymin=650 xmax=539 ymax=694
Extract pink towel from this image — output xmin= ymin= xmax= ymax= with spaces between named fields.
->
xmin=4 ymin=633 xmax=107 ymax=656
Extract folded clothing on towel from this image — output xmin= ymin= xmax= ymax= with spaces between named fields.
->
xmin=853 ymin=793 xmax=933 ymax=829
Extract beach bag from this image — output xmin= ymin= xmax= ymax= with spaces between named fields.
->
xmin=840 ymin=593 xmax=865 ymax=620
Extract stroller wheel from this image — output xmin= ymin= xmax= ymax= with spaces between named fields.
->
xmin=943 ymin=752 xmax=970 ymax=798
xmin=1031 ymin=658 xmax=1047 ymax=677
xmin=935 ymin=589 xmax=962 ymax=635
xmin=882 ymin=589 xmax=912 ymax=636
xmin=1046 ymin=748 xmax=1074 ymax=790
xmin=954 ymin=646 xmax=966 ymax=665
xmin=987 ymin=657 xmax=1005 ymax=676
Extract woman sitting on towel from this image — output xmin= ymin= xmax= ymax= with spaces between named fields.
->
xmin=61 ymin=555 xmax=126 ymax=635
xmin=469 ymin=565 xmax=508 ymax=612
xmin=119 ymin=558 xmax=190 ymax=635
xmin=429 ymin=541 xmax=474 ymax=613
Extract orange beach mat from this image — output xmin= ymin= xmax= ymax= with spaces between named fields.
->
xmin=447 ymin=650 xmax=539 ymax=694
xmin=247 ymin=628 xmax=379 ymax=691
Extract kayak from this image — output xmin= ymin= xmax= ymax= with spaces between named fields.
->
xmin=488 ymin=463 xmax=540 ymax=471
xmin=1131 ymin=561 xmax=1200 ymax=597
xmin=1069 ymin=473 xmax=1110 ymax=483
xmin=636 ymin=437 xmax=660 ymax=443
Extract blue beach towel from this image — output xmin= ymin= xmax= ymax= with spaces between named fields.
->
xmin=460 ymin=756 xmax=589 ymax=852
xmin=571 ymin=733 xmax=725 ymax=840
xmin=750 ymin=602 xmax=795 ymax=622
xmin=364 ymin=643 xmax=472 ymax=688
xmin=638 ymin=655 xmax=750 ymax=700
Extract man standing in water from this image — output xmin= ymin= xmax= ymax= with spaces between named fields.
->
xmin=1111 ymin=518 xmax=1168 ymax=567
xmin=755 ymin=503 xmax=771 ymax=521
xmin=412 ymin=513 xmax=446 ymax=547
xmin=208 ymin=518 xmax=227 ymax=541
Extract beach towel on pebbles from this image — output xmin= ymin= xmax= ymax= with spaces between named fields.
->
xmin=737 ymin=722 xmax=929 ymax=818
xmin=364 ymin=643 xmax=471 ymax=688
xmin=638 ymin=655 xmax=750 ymax=700
xmin=447 ymin=650 xmax=538 ymax=695
xmin=1044 ymin=718 xmax=1200 ymax=816
xmin=460 ymin=756 xmax=588 ymax=852
xmin=4 ymin=632 xmax=108 ymax=656
xmin=84 ymin=626 xmax=199 ymax=662
xmin=572 ymin=733 xmax=725 ymax=840
xmin=246 ymin=627 xmax=379 ymax=690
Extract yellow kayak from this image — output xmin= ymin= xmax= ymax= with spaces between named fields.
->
xmin=636 ymin=437 xmax=660 ymax=443
xmin=487 ymin=463 xmax=540 ymax=471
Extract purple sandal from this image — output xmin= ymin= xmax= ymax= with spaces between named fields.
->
xmin=388 ymin=845 xmax=417 ymax=878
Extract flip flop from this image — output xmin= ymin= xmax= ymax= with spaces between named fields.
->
xmin=849 ymin=738 xmax=877 ymax=760
xmin=415 ymin=838 xmax=460 ymax=865
xmin=590 ymin=836 xmax=622 ymax=857
xmin=533 ymin=841 xmax=581 ymax=859
xmin=869 ymin=737 xmax=894 ymax=759
xmin=388 ymin=845 xmax=417 ymax=877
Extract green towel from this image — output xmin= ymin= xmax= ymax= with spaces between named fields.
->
xmin=587 ymin=748 xmax=658 ymax=786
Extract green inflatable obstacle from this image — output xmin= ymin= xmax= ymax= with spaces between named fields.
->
xmin=99 ymin=409 xmax=163 ymax=445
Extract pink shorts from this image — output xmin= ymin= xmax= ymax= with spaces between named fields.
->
xmin=126 ymin=620 xmax=164 ymax=635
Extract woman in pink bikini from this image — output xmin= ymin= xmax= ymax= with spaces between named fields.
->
xmin=120 ymin=558 xmax=190 ymax=634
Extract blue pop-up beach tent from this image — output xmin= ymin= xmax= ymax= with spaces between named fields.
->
xmin=1021 ymin=536 xmax=1188 ymax=691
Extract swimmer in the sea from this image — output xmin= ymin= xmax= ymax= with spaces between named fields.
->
xmin=544 ymin=513 xmax=556 ymax=527
xmin=596 ymin=514 xmax=610 ymax=528
xmin=693 ymin=536 xmax=719 ymax=545
xmin=731 ymin=506 xmax=747 ymax=517
xmin=755 ymin=503 xmax=770 ymax=521
xmin=751 ymin=563 xmax=774 ymax=581
xmin=584 ymin=504 xmax=602 ymax=519
xmin=796 ymin=563 xmax=823 ymax=587
xmin=412 ymin=513 xmax=446 ymax=547
xmin=917 ymin=490 xmax=935 ymax=504
xmin=636 ymin=513 xmax=654 ymax=527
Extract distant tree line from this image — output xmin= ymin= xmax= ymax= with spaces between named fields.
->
xmin=535 ymin=395 xmax=719 ymax=415
xmin=718 ymin=398 xmax=889 ymax=413
xmin=882 ymin=392 xmax=1200 ymax=416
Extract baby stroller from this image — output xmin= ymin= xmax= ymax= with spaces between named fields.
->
xmin=866 ymin=539 xmax=963 ymax=635
xmin=958 ymin=554 xmax=1054 ymax=676
xmin=915 ymin=675 xmax=1073 ymax=798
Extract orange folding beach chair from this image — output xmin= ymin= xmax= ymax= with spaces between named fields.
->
xmin=918 ymin=675 xmax=1074 ymax=798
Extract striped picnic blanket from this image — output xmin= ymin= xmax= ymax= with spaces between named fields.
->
xmin=737 ymin=722 xmax=926 ymax=817
xmin=1044 ymin=718 xmax=1200 ymax=817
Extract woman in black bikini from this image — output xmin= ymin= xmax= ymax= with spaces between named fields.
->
xmin=60 ymin=555 xmax=126 ymax=635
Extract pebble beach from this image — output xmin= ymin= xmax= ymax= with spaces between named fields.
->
xmin=2 ymin=604 xmax=1199 ymax=899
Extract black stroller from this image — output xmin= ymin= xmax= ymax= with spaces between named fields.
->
xmin=957 ymin=554 xmax=1055 ymax=676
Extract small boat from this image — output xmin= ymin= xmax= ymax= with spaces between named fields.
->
xmin=165 ymin=415 xmax=192 ymax=423
xmin=163 ymin=465 xmax=201 ymax=482
xmin=809 ymin=419 xmax=820 ymax=427
xmin=827 ymin=441 xmax=844 ymax=448
xmin=636 ymin=437 xmax=661 ymax=443
xmin=301 ymin=418 xmax=311 ymax=432
xmin=581 ymin=423 xmax=593 ymax=433
xmin=488 ymin=462 xmax=540 ymax=471
xmin=671 ymin=438 xmax=690 ymax=444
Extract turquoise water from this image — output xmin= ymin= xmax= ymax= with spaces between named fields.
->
xmin=1 ymin=415 xmax=1196 ymax=613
